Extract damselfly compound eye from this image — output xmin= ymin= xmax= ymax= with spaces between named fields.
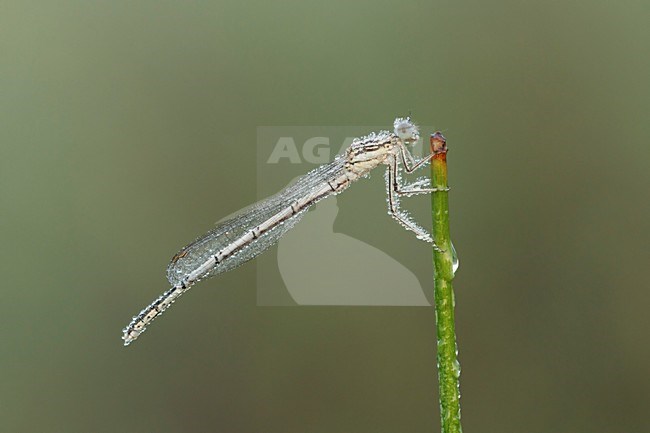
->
xmin=394 ymin=117 xmax=419 ymax=143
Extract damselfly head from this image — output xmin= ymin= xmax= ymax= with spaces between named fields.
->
xmin=394 ymin=117 xmax=419 ymax=144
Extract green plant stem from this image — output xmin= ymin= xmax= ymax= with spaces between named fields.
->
xmin=430 ymin=132 xmax=462 ymax=433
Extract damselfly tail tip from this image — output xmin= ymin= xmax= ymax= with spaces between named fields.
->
xmin=122 ymin=332 xmax=132 ymax=346
xmin=122 ymin=326 xmax=141 ymax=347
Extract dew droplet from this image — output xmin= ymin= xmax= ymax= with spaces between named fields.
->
xmin=452 ymin=359 xmax=461 ymax=379
xmin=451 ymin=242 xmax=459 ymax=275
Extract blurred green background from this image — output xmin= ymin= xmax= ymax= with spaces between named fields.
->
xmin=1 ymin=1 xmax=649 ymax=432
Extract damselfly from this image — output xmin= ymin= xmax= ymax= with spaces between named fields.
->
xmin=122 ymin=118 xmax=448 ymax=345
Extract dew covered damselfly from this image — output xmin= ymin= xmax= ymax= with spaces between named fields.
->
xmin=122 ymin=118 xmax=447 ymax=345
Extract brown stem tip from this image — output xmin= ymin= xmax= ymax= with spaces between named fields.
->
xmin=430 ymin=132 xmax=447 ymax=154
